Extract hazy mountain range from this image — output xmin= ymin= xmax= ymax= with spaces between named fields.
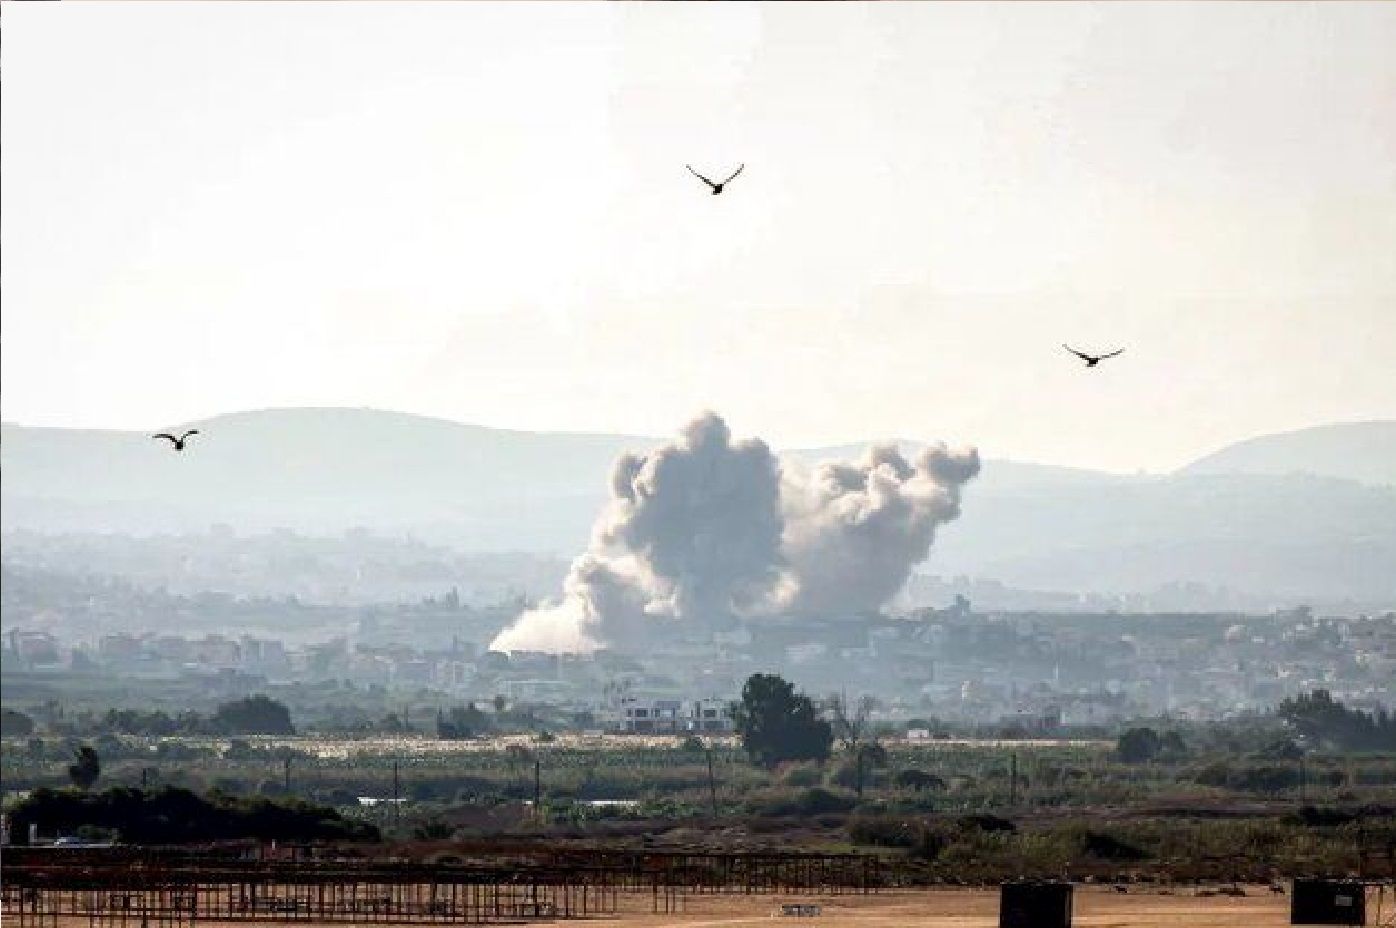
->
xmin=3 ymin=410 xmax=1394 ymax=603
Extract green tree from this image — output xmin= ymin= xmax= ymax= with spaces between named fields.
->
xmin=210 ymin=695 xmax=294 ymax=736
xmin=731 ymin=673 xmax=832 ymax=769
xmin=1115 ymin=727 xmax=1161 ymax=763
xmin=436 ymin=703 xmax=489 ymax=740
xmin=1158 ymin=730 xmax=1190 ymax=761
xmin=1279 ymin=689 xmax=1396 ymax=751
xmin=67 ymin=745 xmax=101 ymax=790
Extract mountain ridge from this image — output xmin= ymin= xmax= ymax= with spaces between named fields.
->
xmin=4 ymin=409 xmax=1393 ymax=601
xmin=1180 ymin=419 xmax=1396 ymax=486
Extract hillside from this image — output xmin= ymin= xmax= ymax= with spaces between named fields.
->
xmin=1179 ymin=420 xmax=1396 ymax=486
xmin=0 ymin=408 xmax=646 ymax=549
xmin=4 ymin=408 xmax=1395 ymax=602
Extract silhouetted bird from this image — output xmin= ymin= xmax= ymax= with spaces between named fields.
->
xmin=153 ymin=429 xmax=199 ymax=451
xmin=1063 ymin=344 xmax=1124 ymax=368
xmin=686 ymin=163 xmax=744 ymax=195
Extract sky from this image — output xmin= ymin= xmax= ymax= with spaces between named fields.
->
xmin=3 ymin=2 xmax=1394 ymax=473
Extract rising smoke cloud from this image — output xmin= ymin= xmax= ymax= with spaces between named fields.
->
xmin=490 ymin=413 xmax=979 ymax=653
xmin=778 ymin=443 xmax=981 ymax=615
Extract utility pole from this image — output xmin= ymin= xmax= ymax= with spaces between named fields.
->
xmin=705 ymin=746 xmax=719 ymax=818
xmin=1009 ymin=752 xmax=1018 ymax=808
xmin=283 ymin=756 xmax=292 ymax=796
xmin=534 ymin=758 xmax=542 ymax=823
xmin=1298 ymin=756 xmax=1307 ymax=806
xmin=392 ymin=759 xmax=401 ymax=831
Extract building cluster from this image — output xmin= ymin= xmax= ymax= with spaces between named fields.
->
xmin=4 ymin=595 xmax=1393 ymax=727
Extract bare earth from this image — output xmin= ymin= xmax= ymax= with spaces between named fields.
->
xmin=40 ymin=887 xmax=1301 ymax=928
xmin=550 ymin=887 xmax=1291 ymax=928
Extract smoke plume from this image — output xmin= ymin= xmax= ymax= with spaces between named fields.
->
xmin=778 ymin=443 xmax=980 ymax=615
xmin=490 ymin=413 xmax=978 ymax=653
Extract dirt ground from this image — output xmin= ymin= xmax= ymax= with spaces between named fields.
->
xmin=560 ymin=886 xmax=1297 ymax=928
xmin=38 ymin=885 xmax=1384 ymax=928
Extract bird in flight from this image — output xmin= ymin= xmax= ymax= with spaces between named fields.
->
xmin=1063 ymin=344 xmax=1124 ymax=368
xmin=153 ymin=429 xmax=200 ymax=451
xmin=686 ymin=163 xmax=744 ymax=195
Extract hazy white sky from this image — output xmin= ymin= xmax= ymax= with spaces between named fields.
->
xmin=3 ymin=2 xmax=1394 ymax=472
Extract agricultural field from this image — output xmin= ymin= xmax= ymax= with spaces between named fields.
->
xmin=5 ymin=732 xmax=1394 ymax=886
xmin=5 ymin=732 xmax=1392 ymax=813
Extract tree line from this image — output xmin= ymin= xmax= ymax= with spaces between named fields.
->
xmin=1279 ymin=689 xmax=1396 ymax=752
xmin=28 ymin=695 xmax=296 ymax=738
xmin=8 ymin=786 xmax=378 ymax=845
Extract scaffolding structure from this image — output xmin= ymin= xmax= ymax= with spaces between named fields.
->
xmin=0 ymin=848 xmax=888 ymax=927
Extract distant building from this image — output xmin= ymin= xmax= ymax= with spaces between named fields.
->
xmin=503 ymin=679 xmax=572 ymax=703
xmin=619 ymin=697 xmax=685 ymax=734
xmin=998 ymin=706 xmax=1062 ymax=734
xmin=12 ymin=631 xmax=61 ymax=665
xmin=615 ymin=696 xmax=732 ymax=734
xmin=99 ymin=633 xmax=144 ymax=662
xmin=689 ymin=698 xmax=733 ymax=733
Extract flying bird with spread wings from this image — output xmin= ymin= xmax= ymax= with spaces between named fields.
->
xmin=1063 ymin=344 xmax=1125 ymax=368
xmin=153 ymin=429 xmax=200 ymax=451
xmin=686 ymin=163 xmax=744 ymax=195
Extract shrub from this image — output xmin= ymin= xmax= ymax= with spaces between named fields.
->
xmin=895 ymin=769 xmax=946 ymax=792
xmin=746 ymin=786 xmax=856 ymax=817
xmin=957 ymin=813 xmax=1016 ymax=834
xmin=848 ymin=816 xmax=921 ymax=848
xmin=778 ymin=761 xmax=824 ymax=788
xmin=413 ymin=821 xmax=454 ymax=840
xmin=1081 ymin=831 xmax=1149 ymax=861
xmin=8 ymin=787 xmax=378 ymax=844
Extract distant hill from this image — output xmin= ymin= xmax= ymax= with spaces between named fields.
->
xmin=1179 ymin=420 xmax=1396 ymax=486
xmin=0 ymin=408 xmax=1105 ymax=545
xmin=0 ymin=408 xmax=648 ymax=550
xmin=4 ymin=408 xmax=1394 ymax=602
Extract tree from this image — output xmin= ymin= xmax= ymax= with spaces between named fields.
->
xmin=1 ymin=708 xmax=35 ymax=738
xmin=8 ymin=786 xmax=379 ymax=845
xmin=504 ymin=744 xmax=534 ymax=780
xmin=68 ymin=745 xmax=101 ymax=790
xmin=210 ymin=695 xmax=294 ymax=736
xmin=1158 ymin=730 xmax=1190 ymax=761
xmin=829 ymin=694 xmax=885 ymax=797
xmin=436 ymin=704 xmax=489 ymax=740
xmin=828 ymin=693 xmax=879 ymax=753
xmin=731 ymin=674 xmax=832 ymax=769
xmin=1279 ymin=690 xmax=1396 ymax=752
xmin=1115 ymin=727 xmax=1162 ymax=763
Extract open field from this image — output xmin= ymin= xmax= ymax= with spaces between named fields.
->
xmin=23 ymin=888 xmax=1311 ymax=928
xmin=575 ymin=887 xmax=1356 ymax=928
